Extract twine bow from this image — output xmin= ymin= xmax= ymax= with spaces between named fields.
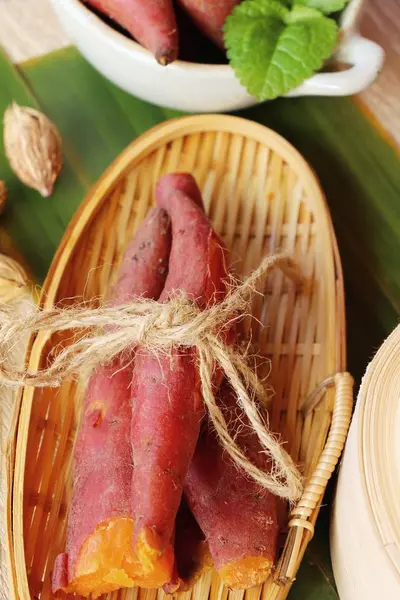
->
xmin=0 ymin=254 xmax=304 ymax=502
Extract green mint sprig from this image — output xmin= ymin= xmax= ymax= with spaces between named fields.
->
xmin=293 ymin=0 xmax=349 ymax=14
xmin=223 ymin=0 xmax=346 ymax=101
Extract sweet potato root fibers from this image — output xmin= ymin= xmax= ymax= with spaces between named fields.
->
xmin=185 ymin=382 xmax=279 ymax=589
xmin=130 ymin=174 xmax=230 ymax=582
xmin=86 ymin=0 xmax=178 ymax=65
xmin=52 ymin=207 xmax=172 ymax=597
xmin=177 ymin=0 xmax=241 ymax=49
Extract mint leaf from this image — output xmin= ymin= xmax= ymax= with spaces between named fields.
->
xmin=293 ymin=0 xmax=349 ymax=15
xmin=285 ymin=5 xmax=331 ymax=23
xmin=224 ymin=0 xmax=338 ymax=101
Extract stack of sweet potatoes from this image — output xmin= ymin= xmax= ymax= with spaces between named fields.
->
xmin=85 ymin=0 xmax=240 ymax=64
xmin=52 ymin=173 xmax=279 ymax=597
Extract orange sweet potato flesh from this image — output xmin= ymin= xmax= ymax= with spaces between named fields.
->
xmin=185 ymin=383 xmax=279 ymax=590
xmin=177 ymin=0 xmax=241 ymax=49
xmin=86 ymin=0 xmax=178 ymax=65
xmin=130 ymin=174 xmax=230 ymax=582
xmin=53 ymin=518 xmax=174 ymax=597
xmin=52 ymin=207 xmax=172 ymax=597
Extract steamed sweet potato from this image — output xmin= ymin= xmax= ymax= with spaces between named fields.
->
xmin=52 ymin=207 xmax=172 ymax=597
xmin=177 ymin=0 xmax=241 ymax=49
xmin=185 ymin=382 xmax=279 ymax=590
xmin=130 ymin=174 xmax=230 ymax=581
xmin=110 ymin=206 xmax=171 ymax=304
xmin=86 ymin=0 xmax=178 ymax=65
xmin=174 ymin=1 xmax=228 ymax=64
xmin=156 ymin=172 xmax=203 ymax=208
xmin=172 ymin=500 xmax=213 ymax=591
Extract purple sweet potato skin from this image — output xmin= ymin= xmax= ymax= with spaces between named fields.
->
xmin=158 ymin=189 xmax=228 ymax=304
xmin=185 ymin=383 xmax=278 ymax=573
xmin=110 ymin=207 xmax=171 ymax=304
xmin=156 ymin=173 xmax=203 ymax=209
xmin=53 ymin=553 xmax=68 ymax=591
xmin=131 ymin=179 xmax=229 ymax=556
xmin=131 ymin=349 xmax=202 ymax=548
xmin=86 ymin=0 xmax=178 ymax=64
xmin=64 ymin=362 xmax=134 ymax=577
xmin=52 ymin=208 xmax=171 ymax=591
xmin=177 ymin=0 xmax=241 ymax=48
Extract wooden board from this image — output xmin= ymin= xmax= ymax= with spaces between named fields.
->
xmin=0 ymin=44 xmax=399 ymax=599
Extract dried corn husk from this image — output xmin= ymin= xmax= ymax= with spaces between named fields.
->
xmin=0 ymin=254 xmax=29 ymax=304
xmin=3 ymin=103 xmax=62 ymax=197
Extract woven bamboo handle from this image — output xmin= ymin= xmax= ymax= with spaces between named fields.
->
xmin=275 ymin=372 xmax=354 ymax=585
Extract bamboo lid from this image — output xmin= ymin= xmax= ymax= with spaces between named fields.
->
xmin=331 ymin=324 xmax=400 ymax=598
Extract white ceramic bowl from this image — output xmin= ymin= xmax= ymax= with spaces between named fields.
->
xmin=51 ymin=0 xmax=385 ymax=113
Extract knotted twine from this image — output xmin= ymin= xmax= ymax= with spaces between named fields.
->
xmin=0 ymin=254 xmax=304 ymax=502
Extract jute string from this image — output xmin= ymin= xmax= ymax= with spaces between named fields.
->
xmin=0 ymin=254 xmax=304 ymax=501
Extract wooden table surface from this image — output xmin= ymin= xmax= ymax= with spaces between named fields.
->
xmin=0 ymin=0 xmax=399 ymax=145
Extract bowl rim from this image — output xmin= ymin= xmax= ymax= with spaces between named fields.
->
xmin=58 ymin=0 xmax=237 ymax=75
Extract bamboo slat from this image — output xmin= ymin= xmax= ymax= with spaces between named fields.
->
xmin=6 ymin=115 xmax=352 ymax=600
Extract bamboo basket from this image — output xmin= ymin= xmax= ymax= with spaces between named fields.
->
xmin=5 ymin=115 xmax=353 ymax=600
xmin=331 ymin=324 xmax=400 ymax=599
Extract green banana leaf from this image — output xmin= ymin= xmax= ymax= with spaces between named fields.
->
xmin=1 ymin=44 xmax=399 ymax=600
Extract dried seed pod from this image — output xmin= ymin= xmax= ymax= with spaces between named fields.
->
xmin=0 ymin=254 xmax=29 ymax=304
xmin=3 ymin=103 xmax=63 ymax=198
xmin=0 ymin=180 xmax=6 ymax=215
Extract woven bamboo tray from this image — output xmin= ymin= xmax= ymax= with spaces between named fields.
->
xmin=6 ymin=115 xmax=353 ymax=600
